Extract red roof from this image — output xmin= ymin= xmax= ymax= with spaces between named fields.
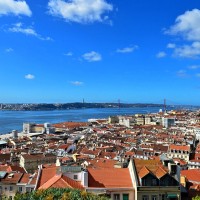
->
xmin=53 ymin=122 xmax=88 ymax=129
xmin=169 ymin=144 xmax=190 ymax=151
xmin=88 ymin=168 xmax=132 ymax=188
xmin=38 ymin=174 xmax=84 ymax=190
xmin=37 ymin=166 xmax=57 ymax=188
xmin=181 ymin=169 xmax=200 ymax=183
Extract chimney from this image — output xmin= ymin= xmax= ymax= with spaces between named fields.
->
xmin=81 ymin=170 xmax=88 ymax=188
xmin=56 ymin=158 xmax=61 ymax=167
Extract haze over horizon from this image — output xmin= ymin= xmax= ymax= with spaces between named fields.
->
xmin=1 ymin=0 xmax=200 ymax=105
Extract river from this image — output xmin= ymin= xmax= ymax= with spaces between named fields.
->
xmin=0 ymin=107 xmax=168 ymax=134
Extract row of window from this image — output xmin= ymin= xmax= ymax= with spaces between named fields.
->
xmin=168 ymin=154 xmax=188 ymax=159
xmin=142 ymin=194 xmax=165 ymax=200
xmin=0 ymin=186 xmax=34 ymax=192
xmin=170 ymin=150 xmax=189 ymax=154
xmin=113 ymin=193 xmax=129 ymax=200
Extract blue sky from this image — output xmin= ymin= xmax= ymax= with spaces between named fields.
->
xmin=0 ymin=0 xmax=200 ymax=105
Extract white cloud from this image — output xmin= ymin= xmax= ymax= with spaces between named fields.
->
xmin=188 ymin=65 xmax=200 ymax=70
xmin=196 ymin=73 xmax=200 ymax=77
xmin=116 ymin=45 xmax=138 ymax=53
xmin=166 ymin=9 xmax=200 ymax=41
xmin=25 ymin=74 xmax=35 ymax=79
xmin=70 ymin=81 xmax=83 ymax=86
xmin=8 ymin=23 xmax=52 ymax=41
xmin=156 ymin=51 xmax=167 ymax=58
xmin=64 ymin=52 xmax=73 ymax=56
xmin=82 ymin=51 xmax=102 ymax=62
xmin=48 ymin=0 xmax=113 ymax=24
xmin=173 ymin=41 xmax=200 ymax=58
xmin=177 ymin=70 xmax=187 ymax=77
xmin=0 ymin=0 xmax=31 ymax=16
xmin=165 ymin=9 xmax=200 ymax=59
xmin=167 ymin=43 xmax=176 ymax=49
xmin=5 ymin=48 xmax=13 ymax=52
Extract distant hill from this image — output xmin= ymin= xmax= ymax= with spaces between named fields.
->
xmin=0 ymin=102 xmax=167 ymax=111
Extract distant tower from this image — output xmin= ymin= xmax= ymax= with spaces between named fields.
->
xmin=118 ymin=99 xmax=120 ymax=109
xmin=83 ymin=98 xmax=85 ymax=108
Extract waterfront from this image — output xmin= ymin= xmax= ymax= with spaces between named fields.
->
xmin=0 ymin=107 xmax=165 ymax=134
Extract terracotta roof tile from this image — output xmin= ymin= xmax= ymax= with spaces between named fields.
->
xmin=37 ymin=167 xmax=57 ymax=188
xmin=1 ymin=173 xmax=23 ymax=184
xmin=155 ymin=167 xmax=167 ymax=179
xmin=19 ymin=173 xmax=32 ymax=184
xmin=87 ymin=158 xmax=118 ymax=169
xmin=38 ymin=174 xmax=84 ymax=190
xmin=88 ymin=168 xmax=132 ymax=188
xmin=29 ymin=172 xmax=38 ymax=185
xmin=181 ymin=169 xmax=200 ymax=183
xmin=169 ymin=144 xmax=190 ymax=151
xmin=134 ymin=159 xmax=168 ymax=179
xmin=53 ymin=122 xmax=88 ymax=129
xmin=138 ymin=166 xmax=150 ymax=178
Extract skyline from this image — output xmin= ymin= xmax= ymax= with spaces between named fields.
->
xmin=1 ymin=0 xmax=200 ymax=105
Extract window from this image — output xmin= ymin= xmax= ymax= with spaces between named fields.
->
xmin=114 ymin=194 xmax=120 ymax=200
xmin=152 ymin=195 xmax=157 ymax=200
xmin=9 ymin=186 xmax=13 ymax=191
xmin=18 ymin=186 xmax=23 ymax=193
xmin=73 ymin=175 xmax=78 ymax=180
xmin=152 ymin=179 xmax=157 ymax=186
xmin=142 ymin=195 xmax=149 ymax=200
xmin=123 ymin=194 xmax=129 ymax=200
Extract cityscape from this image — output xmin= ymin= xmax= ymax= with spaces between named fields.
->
xmin=1 ymin=0 xmax=200 ymax=200
xmin=0 ymin=108 xmax=199 ymax=199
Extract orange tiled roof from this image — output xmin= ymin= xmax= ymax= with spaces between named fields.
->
xmin=173 ymin=158 xmax=187 ymax=165
xmin=38 ymin=174 xmax=84 ymax=190
xmin=134 ymin=159 xmax=168 ymax=179
xmin=87 ymin=158 xmax=118 ymax=169
xmin=138 ymin=166 xmax=150 ymax=178
xmin=10 ymin=165 xmax=27 ymax=173
xmin=88 ymin=168 xmax=132 ymax=188
xmin=58 ymin=144 xmax=70 ymax=150
xmin=181 ymin=169 xmax=200 ymax=183
xmin=1 ymin=173 xmax=23 ymax=184
xmin=53 ymin=122 xmax=88 ymax=129
xmin=0 ymin=165 xmax=9 ymax=171
xmin=29 ymin=172 xmax=38 ymax=185
xmin=19 ymin=173 xmax=32 ymax=184
xmin=155 ymin=167 xmax=167 ymax=179
xmin=169 ymin=144 xmax=190 ymax=151
xmin=37 ymin=166 xmax=58 ymax=188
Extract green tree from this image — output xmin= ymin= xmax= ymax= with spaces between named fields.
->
xmin=193 ymin=196 xmax=200 ymax=200
xmin=14 ymin=188 xmax=110 ymax=200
